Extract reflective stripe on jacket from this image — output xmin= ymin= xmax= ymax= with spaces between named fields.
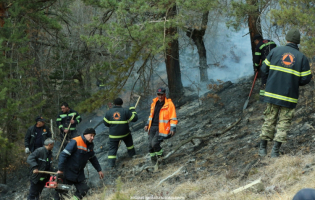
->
xmin=103 ymin=106 xmax=138 ymax=140
xmin=261 ymin=43 xmax=312 ymax=108
xmin=27 ymin=147 xmax=52 ymax=184
xmin=58 ymin=135 xmax=101 ymax=182
xmin=254 ymin=39 xmax=277 ymax=67
xmin=56 ymin=109 xmax=81 ymax=132
xmin=147 ymin=97 xmax=178 ymax=138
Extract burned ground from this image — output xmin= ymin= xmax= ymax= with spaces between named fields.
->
xmin=2 ymin=77 xmax=315 ymax=199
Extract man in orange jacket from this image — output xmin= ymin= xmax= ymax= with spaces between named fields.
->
xmin=144 ymin=87 xmax=178 ymax=164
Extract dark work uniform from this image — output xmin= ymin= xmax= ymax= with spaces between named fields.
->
xmin=254 ymin=39 xmax=277 ymax=94
xmin=148 ymin=100 xmax=164 ymax=156
xmin=260 ymin=43 xmax=312 ymax=142
xmin=56 ymin=109 xmax=81 ymax=144
xmin=27 ymin=147 xmax=52 ymax=200
xmin=55 ymin=135 xmax=102 ymax=200
xmin=103 ymin=105 xmax=138 ymax=167
xmin=25 ymin=125 xmax=51 ymax=153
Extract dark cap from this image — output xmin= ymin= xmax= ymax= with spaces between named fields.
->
xmin=156 ymin=87 xmax=166 ymax=94
xmin=286 ymin=28 xmax=300 ymax=44
xmin=35 ymin=116 xmax=45 ymax=122
xmin=113 ymin=98 xmax=123 ymax=105
xmin=83 ymin=128 xmax=96 ymax=135
xmin=253 ymin=34 xmax=262 ymax=41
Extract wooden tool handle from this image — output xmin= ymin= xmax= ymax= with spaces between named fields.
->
xmin=38 ymin=171 xmax=57 ymax=175
xmin=134 ymin=96 xmax=141 ymax=108
xmin=56 ymin=114 xmax=76 ymax=159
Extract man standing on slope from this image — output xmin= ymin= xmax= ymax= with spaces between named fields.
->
xmin=25 ymin=116 xmax=51 ymax=153
xmin=56 ymin=102 xmax=81 ymax=145
xmin=144 ymin=87 xmax=178 ymax=164
xmin=253 ymin=34 xmax=277 ymax=98
xmin=103 ymin=98 xmax=138 ymax=168
xmin=259 ymin=28 xmax=312 ymax=157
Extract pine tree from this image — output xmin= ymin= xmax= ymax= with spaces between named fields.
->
xmin=270 ymin=0 xmax=315 ymax=58
xmin=226 ymin=0 xmax=267 ymax=72
xmin=78 ymin=0 xmax=217 ymax=111
xmin=0 ymin=0 xmax=69 ymax=183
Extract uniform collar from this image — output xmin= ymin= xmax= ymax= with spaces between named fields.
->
xmin=44 ymin=147 xmax=51 ymax=154
xmin=153 ymin=97 xmax=169 ymax=106
xmin=286 ymin=43 xmax=299 ymax=50
xmin=63 ymin=108 xmax=73 ymax=114
xmin=113 ymin=105 xmax=122 ymax=108
xmin=81 ymin=135 xmax=88 ymax=144
xmin=80 ymin=134 xmax=93 ymax=146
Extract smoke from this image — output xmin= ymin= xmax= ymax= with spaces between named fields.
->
xmin=180 ymin=21 xmax=254 ymax=87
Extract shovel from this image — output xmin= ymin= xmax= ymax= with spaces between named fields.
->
xmin=243 ymin=71 xmax=259 ymax=110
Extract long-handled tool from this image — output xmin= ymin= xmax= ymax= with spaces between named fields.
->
xmin=38 ymin=170 xmax=58 ymax=175
xmin=243 ymin=71 xmax=259 ymax=110
xmin=56 ymin=114 xmax=75 ymax=159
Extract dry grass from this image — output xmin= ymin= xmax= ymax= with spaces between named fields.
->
xmin=62 ymin=154 xmax=315 ymax=200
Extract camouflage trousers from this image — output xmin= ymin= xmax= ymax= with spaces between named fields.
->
xmin=260 ymin=103 xmax=295 ymax=143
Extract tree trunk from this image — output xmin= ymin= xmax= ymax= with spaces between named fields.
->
xmin=186 ymin=11 xmax=209 ymax=82
xmin=247 ymin=0 xmax=262 ymax=73
xmin=0 ymin=3 xmax=6 ymax=27
xmin=165 ymin=5 xmax=183 ymax=100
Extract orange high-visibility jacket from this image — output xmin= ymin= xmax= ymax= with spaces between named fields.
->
xmin=147 ymin=97 xmax=178 ymax=138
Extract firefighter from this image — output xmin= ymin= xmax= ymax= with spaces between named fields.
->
xmin=253 ymin=34 xmax=277 ymax=98
xmin=55 ymin=128 xmax=103 ymax=200
xmin=103 ymin=98 xmax=138 ymax=168
xmin=25 ymin=116 xmax=52 ymax=153
xmin=144 ymin=87 xmax=178 ymax=164
xmin=96 ymin=72 xmax=106 ymax=89
xmin=56 ymin=102 xmax=81 ymax=144
xmin=259 ymin=28 xmax=312 ymax=157
xmin=26 ymin=138 xmax=54 ymax=200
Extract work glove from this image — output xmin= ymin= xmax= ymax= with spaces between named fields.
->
xmin=25 ymin=147 xmax=30 ymax=154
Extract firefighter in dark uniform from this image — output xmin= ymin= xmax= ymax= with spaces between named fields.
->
xmin=259 ymin=29 xmax=312 ymax=157
xmin=56 ymin=102 xmax=81 ymax=144
xmin=27 ymin=138 xmax=54 ymax=200
xmin=55 ymin=128 xmax=104 ymax=200
xmin=253 ymin=34 xmax=277 ymax=97
xmin=103 ymin=98 xmax=138 ymax=168
xmin=96 ymin=72 xmax=106 ymax=90
xmin=25 ymin=116 xmax=52 ymax=153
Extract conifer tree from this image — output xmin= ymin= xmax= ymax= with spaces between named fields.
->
xmin=270 ymin=0 xmax=315 ymax=58
xmin=0 ymin=0 xmax=68 ymax=183
xmin=78 ymin=0 xmax=217 ymax=111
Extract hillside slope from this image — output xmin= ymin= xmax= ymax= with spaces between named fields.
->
xmin=89 ymin=78 xmax=315 ymax=200
xmin=2 ymin=77 xmax=315 ymax=200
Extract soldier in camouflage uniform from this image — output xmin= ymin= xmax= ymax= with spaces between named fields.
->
xmin=259 ymin=29 xmax=312 ymax=157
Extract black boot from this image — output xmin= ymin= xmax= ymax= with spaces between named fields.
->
xmin=157 ymin=153 xmax=165 ymax=165
xmin=271 ymin=141 xmax=282 ymax=158
xmin=128 ymin=148 xmax=136 ymax=157
xmin=259 ymin=140 xmax=268 ymax=157
xmin=150 ymin=156 xmax=157 ymax=165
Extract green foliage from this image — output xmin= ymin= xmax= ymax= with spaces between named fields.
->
xmin=270 ymin=0 xmax=315 ymax=57
xmin=77 ymin=0 xmax=219 ymax=112
xmin=0 ymin=0 xmax=75 ymax=183
xmin=225 ymin=0 xmax=267 ymax=31
xmin=112 ymin=176 xmax=129 ymax=200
